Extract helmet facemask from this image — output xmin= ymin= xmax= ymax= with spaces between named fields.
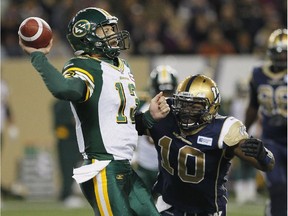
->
xmin=267 ymin=46 xmax=287 ymax=71
xmin=267 ymin=28 xmax=287 ymax=72
xmin=91 ymin=23 xmax=130 ymax=58
xmin=172 ymin=74 xmax=221 ymax=131
xmin=172 ymin=92 xmax=213 ymax=131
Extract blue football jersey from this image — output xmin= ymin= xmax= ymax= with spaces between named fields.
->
xmin=249 ymin=65 xmax=287 ymax=145
xmin=150 ymin=99 xmax=249 ymax=213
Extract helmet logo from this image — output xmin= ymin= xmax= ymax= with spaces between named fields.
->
xmin=211 ymin=86 xmax=220 ymax=103
xmin=73 ymin=20 xmax=90 ymax=37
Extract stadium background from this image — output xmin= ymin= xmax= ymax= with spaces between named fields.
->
xmin=1 ymin=0 xmax=286 ymax=215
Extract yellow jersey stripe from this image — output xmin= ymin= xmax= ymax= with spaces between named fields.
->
xmin=92 ymin=158 xmax=113 ymax=216
xmin=64 ymin=67 xmax=94 ymax=82
xmin=101 ymin=168 xmax=113 ymax=215
xmin=84 ymin=85 xmax=90 ymax=101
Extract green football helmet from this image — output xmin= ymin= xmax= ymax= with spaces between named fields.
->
xmin=150 ymin=65 xmax=178 ymax=96
xmin=66 ymin=7 xmax=130 ymax=58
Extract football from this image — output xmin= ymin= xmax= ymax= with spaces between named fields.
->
xmin=18 ymin=17 xmax=52 ymax=49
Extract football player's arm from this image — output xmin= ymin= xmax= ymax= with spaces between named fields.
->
xmin=234 ymin=138 xmax=275 ymax=172
xmin=30 ymin=52 xmax=86 ymax=101
xmin=135 ymin=92 xmax=170 ymax=135
xmin=19 ymin=39 xmax=86 ymax=102
xmin=135 ymin=111 xmax=153 ymax=135
xmin=223 ymin=117 xmax=274 ymax=172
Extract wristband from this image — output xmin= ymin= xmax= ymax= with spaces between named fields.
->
xmin=143 ymin=110 xmax=157 ymax=129
xmin=258 ymin=148 xmax=272 ymax=166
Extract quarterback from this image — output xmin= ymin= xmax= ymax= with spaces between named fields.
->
xmin=19 ymin=7 xmax=169 ymax=216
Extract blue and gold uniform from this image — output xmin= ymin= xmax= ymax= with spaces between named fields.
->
xmin=249 ymin=65 xmax=287 ymax=145
xmin=245 ymin=28 xmax=287 ymax=216
xmin=151 ymin=99 xmax=247 ymax=215
xmin=146 ymin=74 xmax=274 ymax=216
xmin=248 ymin=64 xmax=287 ymax=216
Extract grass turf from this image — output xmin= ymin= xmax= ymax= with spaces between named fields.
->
xmin=1 ymin=198 xmax=266 ymax=216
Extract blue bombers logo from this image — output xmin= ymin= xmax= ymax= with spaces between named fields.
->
xmin=72 ymin=20 xmax=90 ymax=37
xmin=212 ymin=86 xmax=221 ymax=103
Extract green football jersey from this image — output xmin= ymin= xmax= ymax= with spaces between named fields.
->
xmin=62 ymin=56 xmax=139 ymax=161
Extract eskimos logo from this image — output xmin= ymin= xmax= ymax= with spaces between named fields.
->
xmin=73 ymin=20 xmax=90 ymax=37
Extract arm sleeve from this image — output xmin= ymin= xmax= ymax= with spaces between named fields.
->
xmin=135 ymin=111 xmax=146 ymax=135
xmin=31 ymin=52 xmax=86 ymax=102
xmin=135 ymin=110 xmax=157 ymax=135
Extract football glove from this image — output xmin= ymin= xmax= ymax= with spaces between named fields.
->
xmin=241 ymin=138 xmax=266 ymax=161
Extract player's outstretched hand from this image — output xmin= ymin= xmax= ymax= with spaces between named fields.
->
xmin=241 ymin=138 xmax=266 ymax=161
xmin=149 ymin=92 xmax=170 ymax=121
xmin=19 ymin=37 xmax=53 ymax=55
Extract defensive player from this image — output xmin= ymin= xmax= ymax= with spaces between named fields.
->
xmin=19 ymin=7 xmax=169 ymax=216
xmin=138 ymin=74 xmax=275 ymax=216
xmin=133 ymin=65 xmax=178 ymax=192
xmin=245 ymin=28 xmax=287 ymax=216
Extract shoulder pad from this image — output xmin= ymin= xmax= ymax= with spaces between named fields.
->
xmin=63 ymin=57 xmax=82 ymax=72
xmin=62 ymin=56 xmax=101 ymax=72
xmin=218 ymin=116 xmax=249 ymax=148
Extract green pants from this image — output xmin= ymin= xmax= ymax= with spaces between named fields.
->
xmin=80 ymin=160 xmax=160 ymax=216
xmin=134 ymin=164 xmax=158 ymax=193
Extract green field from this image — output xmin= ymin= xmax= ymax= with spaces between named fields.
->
xmin=1 ymin=198 xmax=266 ymax=216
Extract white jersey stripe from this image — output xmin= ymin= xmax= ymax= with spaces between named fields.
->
xmin=70 ymin=102 xmax=85 ymax=153
xmin=93 ymin=176 xmax=105 ymax=215
xmin=95 ymin=168 xmax=112 ymax=216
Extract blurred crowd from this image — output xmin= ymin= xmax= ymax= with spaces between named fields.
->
xmin=1 ymin=0 xmax=287 ymax=58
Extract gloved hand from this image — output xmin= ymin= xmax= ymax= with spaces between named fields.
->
xmin=241 ymin=138 xmax=266 ymax=161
